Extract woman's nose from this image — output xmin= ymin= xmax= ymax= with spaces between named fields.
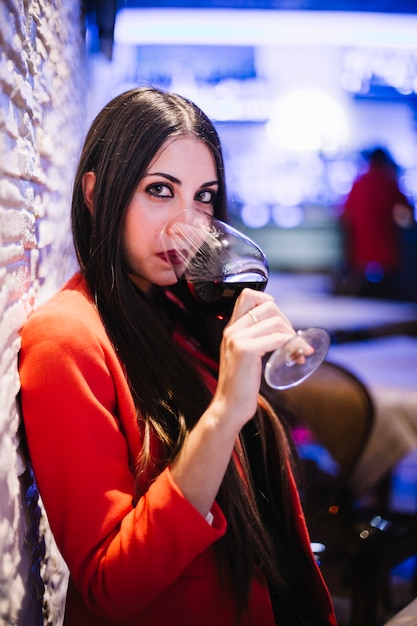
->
xmin=172 ymin=204 xmax=204 ymax=221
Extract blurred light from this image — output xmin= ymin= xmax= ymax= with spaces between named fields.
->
xmin=366 ymin=261 xmax=384 ymax=283
xmin=165 ymin=79 xmax=272 ymax=122
xmin=267 ymin=89 xmax=349 ymax=153
xmin=402 ymin=170 xmax=417 ymax=197
xmin=311 ymin=542 xmax=326 ymax=553
xmin=241 ymin=204 xmax=270 ymax=228
xmin=342 ymin=47 xmax=417 ymax=96
xmin=370 ymin=515 xmax=390 ymax=531
xmin=273 ymin=173 xmax=306 ymax=206
xmin=115 ymin=9 xmax=417 ymax=49
xmin=271 ymin=205 xmax=304 ymax=229
xmin=327 ymin=160 xmax=357 ymax=196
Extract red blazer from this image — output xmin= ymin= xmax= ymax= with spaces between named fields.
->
xmin=19 ymin=273 xmax=337 ymax=626
xmin=343 ymin=165 xmax=411 ymax=272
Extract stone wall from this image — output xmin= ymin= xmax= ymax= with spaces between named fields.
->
xmin=0 ymin=1 xmax=86 ymax=623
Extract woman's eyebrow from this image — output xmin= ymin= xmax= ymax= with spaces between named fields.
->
xmin=145 ymin=172 xmax=180 ymax=183
xmin=145 ymin=172 xmax=219 ymax=188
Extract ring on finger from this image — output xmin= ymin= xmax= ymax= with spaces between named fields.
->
xmin=248 ymin=309 xmax=258 ymax=324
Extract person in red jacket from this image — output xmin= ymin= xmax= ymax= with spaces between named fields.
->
xmin=19 ymin=87 xmax=337 ymax=626
xmin=340 ymin=147 xmax=414 ymax=298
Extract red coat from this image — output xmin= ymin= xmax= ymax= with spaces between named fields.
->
xmin=19 ymin=273 xmax=337 ymax=626
xmin=343 ymin=165 xmax=410 ymax=272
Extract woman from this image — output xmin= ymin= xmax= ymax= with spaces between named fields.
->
xmin=19 ymin=87 xmax=337 ymax=626
xmin=339 ymin=147 xmax=414 ymax=299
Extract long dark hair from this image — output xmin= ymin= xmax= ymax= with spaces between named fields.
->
xmin=71 ymin=87 xmax=294 ymax=614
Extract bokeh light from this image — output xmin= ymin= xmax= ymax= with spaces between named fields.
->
xmin=267 ymin=89 xmax=349 ymax=153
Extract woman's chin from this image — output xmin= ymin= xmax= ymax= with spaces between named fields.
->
xmin=157 ymin=271 xmax=179 ymax=288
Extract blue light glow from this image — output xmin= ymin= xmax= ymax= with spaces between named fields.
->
xmin=115 ymin=9 xmax=417 ymax=49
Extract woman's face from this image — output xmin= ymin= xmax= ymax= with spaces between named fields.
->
xmin=123 ymin=136 xmax=219 ymax=293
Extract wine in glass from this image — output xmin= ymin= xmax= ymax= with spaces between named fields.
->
xmin=161 ymin=209 xmax=330 ymax=390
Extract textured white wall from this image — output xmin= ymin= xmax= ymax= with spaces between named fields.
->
xmin=0 ymin=1 xmax=86 ymax=623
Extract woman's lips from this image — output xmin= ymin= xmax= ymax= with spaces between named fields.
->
xmin=159 ymin=250 xmax=186 ymax=266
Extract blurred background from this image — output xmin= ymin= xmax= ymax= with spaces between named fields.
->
xmin=81 ymin=5 xmax=417 ymax=623
xmin=84 ymin=0 xmax=417 ymax=299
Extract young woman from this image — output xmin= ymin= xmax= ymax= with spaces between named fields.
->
xmin=19 ymin=87 xmax=337 ymax=626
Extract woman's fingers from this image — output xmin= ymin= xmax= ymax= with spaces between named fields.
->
xmin=229 ymin=288 xmax=294 ymax=336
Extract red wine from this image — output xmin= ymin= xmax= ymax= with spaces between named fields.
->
xmin=178 ymin=272 xmax=268 ymax=319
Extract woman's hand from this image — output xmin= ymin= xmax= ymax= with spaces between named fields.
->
xmin=212 ymin=288 xmax=295 ymax=430
xmin=170 ymin=288 xmax=296 ymax=518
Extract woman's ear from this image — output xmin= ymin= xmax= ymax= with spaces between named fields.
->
xmin=82 ymin=172 xmax=96 ymax=215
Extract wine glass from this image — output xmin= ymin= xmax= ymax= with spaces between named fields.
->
xmin=161 ymin=209 xmax=330 ymax=390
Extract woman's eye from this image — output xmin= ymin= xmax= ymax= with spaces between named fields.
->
xmin=147 ymin=184 xmax=172 ymax=198
xmin=196 ymin=190 xmax=215 ymax=204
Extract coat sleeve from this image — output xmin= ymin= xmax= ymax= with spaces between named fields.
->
xmin=19 ymin=298 xmax=226 ymax=620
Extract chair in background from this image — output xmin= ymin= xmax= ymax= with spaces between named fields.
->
xmin=262 ymin=361 xmax=375 ymax=623
xmin=263 ymin=360 xmax=417 ymax=626
xmin=383 ymin=596 xmax=417 ymax=625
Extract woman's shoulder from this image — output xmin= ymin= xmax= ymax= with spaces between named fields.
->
xmin=19 ymin=273 xmax=124 ymax=404
xmin=20 ymin=272 xmax=103 ymax=350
